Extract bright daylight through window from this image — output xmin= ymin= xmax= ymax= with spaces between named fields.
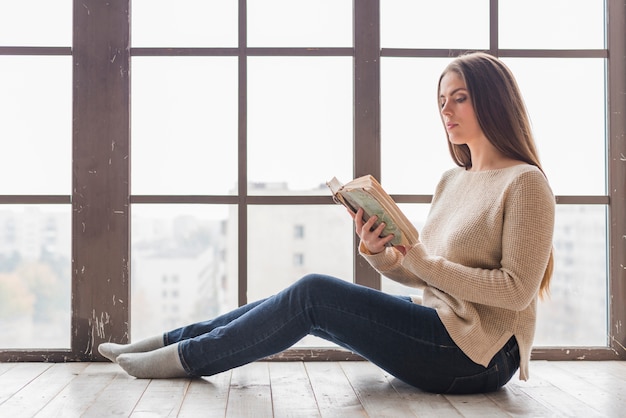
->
xmin=0 ymin=1 xmax=620 ymax=359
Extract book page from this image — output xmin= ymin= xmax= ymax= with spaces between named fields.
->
xmin=341 ymin=188 xmax=404 ymax=246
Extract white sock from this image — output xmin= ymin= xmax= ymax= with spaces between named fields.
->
xmin=117 ymin=343 xmax=188 ymax=379
xmin=98 ymin=335 xmax=164 ymax=363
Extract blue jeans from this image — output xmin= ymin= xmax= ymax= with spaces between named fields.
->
xmin=165 ymin=274 xmax=520 ymax=394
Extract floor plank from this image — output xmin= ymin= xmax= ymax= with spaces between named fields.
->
xmin=226 ymin=362 xmax=273 ymax=418
xmin=0 ymin=363 xmax=53 ymax=405
xmin=530 ymin=361 xmax=626 ymax=417
xmin=485 ymin=380 xmax=554 ymax=417
xmin=0 ymin=360 xmax=624 ymax=417
xmin=269 ymin=362 xmax=320 ymax=418
xmin=82 ymin=370 xmax=151 ymax=418
xmin=340 ymin=361 xmax=418 ymax=417
xmin=130 ymin=377 xmax=190 ymax=418
xmin=553 ymin=360 xmax=626 ymax=390
xmin=0 ymin=361 xmax=17 ymax=376
xmin=384 ymin=373 xmax=463 ymax=418
xmin=35 ymin=363 xmax=120 ymax=418
xmin=613 ymin=360 xmax=626 ymax=373
xmin=304 ymin=362 xmax=366 ymax=418
xmin=0 ymin=363 xmax=87 ymax=417
xmin=444 ymin=393 xmax=508 ymax=418
xmin=512 ymin=362 xmax=607 ymax=418
xmin=177 ymin=371 xmax=232 ymax=418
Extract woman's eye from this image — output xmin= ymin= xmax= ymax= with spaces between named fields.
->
xmin=456 ymin=96 xmax=467 ymax=103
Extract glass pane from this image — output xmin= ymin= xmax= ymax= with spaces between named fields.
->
xmin=131 ymin=57 xmax=238 ymax=195
xmin=500 ymin=0 xmax=605 ymax=49
xmin=381 ymin=58 xmax=457 ymax=194
xmin=248 ymin=0 xmax=352 ymax=47
xmin=503 ymin=58 xmax=606 ymax=196
xmin=131 ymin=204 xmax=236 ymax=341
xmin=0 ymin=0 xmax=71 ymax=47
xmin=0 ymin=205 xmax=71 ymax=349
xmin=247 ymin=205 xmax=353 ymax=300
xmin=131 ymin=0 xmax=238 ymax=47
xmin=248 ymin=204 xmax=352 ymax=348
xmin=381 ymin=0 xmax=489 ymax=49
xmin=248 ymin=57 xmax=353 ymax=194
xmin=534 ymin=205 xmax=607 ymax=346
xmin=249 ymin=204 xmax=354 ymax=348
xmin=0 ymin=56 xmax=72 ymax=195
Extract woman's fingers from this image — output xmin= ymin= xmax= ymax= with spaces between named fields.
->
xmin=353 ymin=209 xmax=396 ymax=253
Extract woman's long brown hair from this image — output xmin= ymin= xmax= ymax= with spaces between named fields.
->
xmin=439 ymin=52 xmax=554 ymax=299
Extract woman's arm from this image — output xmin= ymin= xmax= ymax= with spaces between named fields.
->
xmin=400 ymin=172 xmax=555 ymax=310
xmin=352 ymin=208 xmax=427 ymax=288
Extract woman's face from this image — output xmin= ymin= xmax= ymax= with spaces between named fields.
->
xmin=438 ymin=71 xmax=485 ymax=146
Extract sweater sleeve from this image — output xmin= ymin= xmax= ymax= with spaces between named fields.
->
xmin=358 ymin=241 xmax=428 ymax=289
xmin=401 ymin=171 xmax=555 ymax=311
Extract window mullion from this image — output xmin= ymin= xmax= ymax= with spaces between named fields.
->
xmin=354 ymin=0 xmax=381 ymax=289
xmin=72 ymin=0 xmax=131 ymax=359
xmin=607 ymin=0 xmax=626 ymax=359
xmin=238 ymin=0 xmax=248 ymax=307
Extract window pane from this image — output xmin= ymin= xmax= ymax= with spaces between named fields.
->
xmin=503 ymin=58 xmax=606 ymax=195
xmin=381 ymin=58 xmax=456 ymax=194
xmin=248 ymin=0 xmax=352 ymax=47
xmin=131 ymin=57 xmax=238 ymax=195
xmin=131 ymin=205 xmax=236 ymax=341
xmin=249 ymin=204 xmax=353 ymax=349
xmin=0 ymin=56 xmax=72 ymax=195
xmin=248 ymin=58 xmax=353 ymax=194
xmin=0 ymin=205 xmax=71 ymax=349
xmin=534 ymin=205 xmax=607 ymax=346
xmin=500 ymin=0 xmax=605 ymax=49
xmin=131 ymin=0 xmax=238 ymax=47
xmin=248 ymin=204 xmax=351 ymax=348
xmin=381 ymin=0 xmax=489 ymax=49
xmin=0 ymin=0 xmax=71 ymax=47
xmin=247 ymin=205 xmax=353 ymax=301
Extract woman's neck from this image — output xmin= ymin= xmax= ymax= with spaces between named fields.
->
xmin=467 ymin=141 xmax=522 ymax=172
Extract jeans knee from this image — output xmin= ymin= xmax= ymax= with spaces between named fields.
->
xmin=299 ymin=273 xmax=341 ymax=285
xmin=295 ymin=274 xmax=342 ymax=299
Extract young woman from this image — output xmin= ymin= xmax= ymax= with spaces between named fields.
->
xmin=99 ymin=52 xmax=554 ymax=394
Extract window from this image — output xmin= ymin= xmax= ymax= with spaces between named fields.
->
xmin=293 ymin=253 xmax=305 ymax=267
xmin=0 ymin=2 xmax=72 ymax=351
xmin=129 ymin=0 xmax=355 ymax=342
xmin=1 ymin=1 xmax=624 ymax=362
xmin=379 ymin=0 xmax=618 ymax=355
xmin=379 ymin=1 xmax=616 ymax=354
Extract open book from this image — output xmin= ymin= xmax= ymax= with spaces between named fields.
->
xmin=327 ymin=175 xmax=418 ymax=247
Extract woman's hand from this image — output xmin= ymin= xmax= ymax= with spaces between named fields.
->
xmin=350 ymin=208 xmax=395 ymax=254
xmin=394 ymin=245 xmax=409 ymax=256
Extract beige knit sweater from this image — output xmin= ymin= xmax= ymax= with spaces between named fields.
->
xmin=360 ymin=164 xmax=555 ymax=381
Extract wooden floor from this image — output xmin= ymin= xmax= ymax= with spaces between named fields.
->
xmin=0 ymin=360 xmax=625 ymax=417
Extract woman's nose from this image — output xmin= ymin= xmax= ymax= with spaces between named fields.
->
xmin=441 ymin=102 xmax=451 ymax=115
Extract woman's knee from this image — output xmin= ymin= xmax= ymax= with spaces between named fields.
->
xmin=294 ymin=274 xmax=345 ymax=297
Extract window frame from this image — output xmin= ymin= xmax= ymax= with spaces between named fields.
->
xmin=0 ymin=0 xmax=624 ymax=362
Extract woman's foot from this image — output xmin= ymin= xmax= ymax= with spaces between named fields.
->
xmin=117 ymin=343 xmax=188 ymax=379
xmin=98 ymin=335 xmax=164 ymax=363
